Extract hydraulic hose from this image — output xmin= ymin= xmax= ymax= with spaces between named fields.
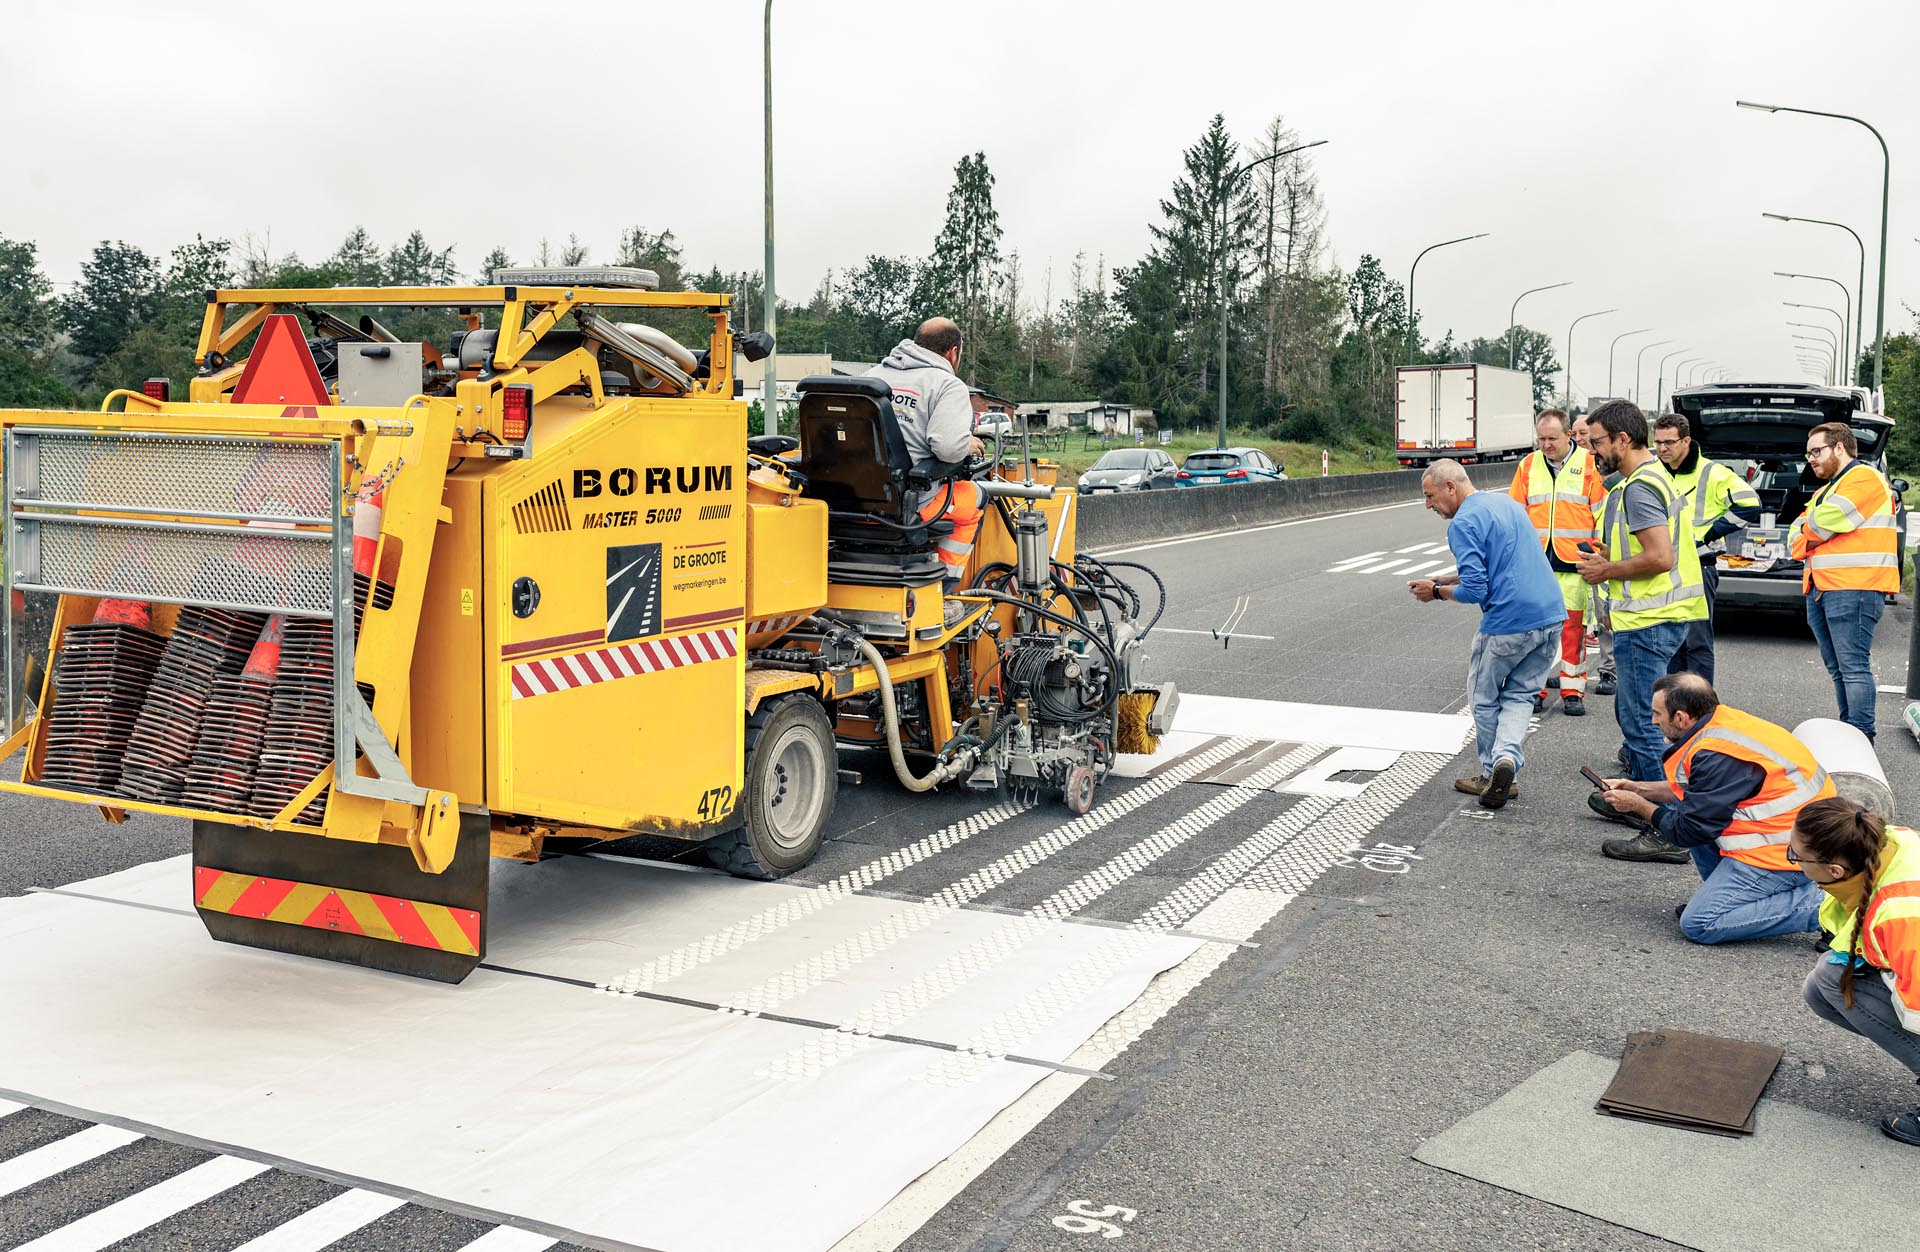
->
xmin=808 ymin=613 xmax=973 ymax=793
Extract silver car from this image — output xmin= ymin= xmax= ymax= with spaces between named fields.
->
xmin=1078 ymin=447 xmax=1179 ymax=493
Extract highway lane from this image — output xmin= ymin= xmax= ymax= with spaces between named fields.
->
xmin=3 ymin=492 xmax=1916 ymax=1251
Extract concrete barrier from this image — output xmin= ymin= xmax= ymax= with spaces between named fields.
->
xmin=1077 ymin=460 xmax=1516 ymax=551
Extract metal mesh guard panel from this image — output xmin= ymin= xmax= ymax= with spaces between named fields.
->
xmin=29 ymin=519 xmax=334 ymax=617
xmin=24 ymin=431 xmax=334 ymax=523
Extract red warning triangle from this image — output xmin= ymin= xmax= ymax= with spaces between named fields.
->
xmin=232 ymin=313 xmax=332 ymax=406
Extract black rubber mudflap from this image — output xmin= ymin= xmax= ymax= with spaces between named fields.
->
xmin=191 ymin=813 xmax=490 ymax=984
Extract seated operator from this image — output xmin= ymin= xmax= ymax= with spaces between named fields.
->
xmin=867 ymin=318 xmax=987 ymax=586
xmin=1595 ymin=672 xmax=1831 ymax=944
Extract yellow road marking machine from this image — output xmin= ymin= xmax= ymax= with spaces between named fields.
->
xmin=0 ymin=268 xmax=1175 ymax=981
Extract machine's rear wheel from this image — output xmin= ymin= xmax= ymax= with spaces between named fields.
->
xmin=1062 ymin=763 xmax=1098 ymax=815
xmin=705 ymin=694 xmax=837 ymax=879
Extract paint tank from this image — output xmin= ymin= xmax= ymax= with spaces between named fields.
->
xmin=1793 ymin=717 xmax=1895 ymax=820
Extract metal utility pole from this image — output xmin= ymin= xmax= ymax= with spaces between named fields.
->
xmin=1739 ymin=101 xmax=1889 ymax=398
xmin=1654 ymin=347 xmax=1688 ymax=413
xmin=1607 ymin=328 xmax=1654 ymax=397
xmin=1784 ymin=301 xmax=1847 ymax=375
xmin=761 ymin=0 xmax=778 ymax=436
xmin=1777 ymin=273 xmax=1852 ymax=371
xmin=1631 ymin=339 xmax=1674 ymax=408
xmin=1404 ymin=232 xmax=1489 ymax=366
xmin=1671 ymin=357 xmax=1705 ymax=397
xmin=1216 ymin=138 xmax=1327 ymax=450
xmin=1765 ymin=213 xmax=1866 ymax=383
xmin=1561 ymin=308 xmax=1617 ymax=410
xmin=1507 ymin=281 xmax=1571 ymax=369
xmin=1793 ymin=335 xmax=1836 ymax=384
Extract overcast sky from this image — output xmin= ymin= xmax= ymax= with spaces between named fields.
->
xmin=5 ymin=0 xmax=1915 ymax=400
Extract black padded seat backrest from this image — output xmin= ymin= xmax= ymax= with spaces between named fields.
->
xmin=795 ymin=375 xmax=916 ymax=523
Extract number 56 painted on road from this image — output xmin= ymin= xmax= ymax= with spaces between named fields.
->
xmin=1052 ymin=1200 xmax=1138 ymax=1237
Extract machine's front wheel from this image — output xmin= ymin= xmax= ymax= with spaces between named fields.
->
xmin=705 ymin=694 xmax=837 ymax=879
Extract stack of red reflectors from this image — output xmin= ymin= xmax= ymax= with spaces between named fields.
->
xmin=118 ymin=607 xmax=267 ymax=804
xmin=39 ymin=603 xmax=165 ymax=794
xmin=179 ymin=615 xmax=284 ymax=814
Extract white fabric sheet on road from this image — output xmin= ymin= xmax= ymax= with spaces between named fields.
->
xmin=0 ymin=855 xmax=1199 ymax=1252
xmin=1414 ymin=1051 xmax=1918 ymax=1252
xmin=1112 ymin=694 xmax=1469 ymax=781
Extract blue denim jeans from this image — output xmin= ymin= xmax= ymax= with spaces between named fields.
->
xmin=1804 ymin=957 xmax=1920 ymax=1078
xmin=1666 ymin=563 xmax=1719 ymax=685
xmin=1467 ymin=626 xmax=1559 ymax=776
xmin=1680 ymin=844 xmax=1823 ymax=944
xmin=1614 ymin=620 xmax=1688 ymax=781
xmin=1805 ymin=588 xmax=1884 ymax=740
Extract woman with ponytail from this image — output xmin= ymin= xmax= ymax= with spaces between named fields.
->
xmin=1792 ymin=796 xmax=1920 ymax=1145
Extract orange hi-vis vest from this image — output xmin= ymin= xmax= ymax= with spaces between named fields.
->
xmin=1509 ymin=447 xmax=1606 ymax=569
xmin=1663 ymin=705 xmax=1835 ymax=872
xmin=1790 ymin=459 xmax=1900 ymax=594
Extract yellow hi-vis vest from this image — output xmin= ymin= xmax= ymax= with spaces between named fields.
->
xmin=1666 ymin=455 xmax=1762 ymax=550
xmin=1663 ymin=706 xmax=1834 ymax=871
xmin=1819 ymin=824 xmax=1920 ymax=1023
xmin=1509 ymin=447 xmax=1605 ymax=569
xmin=1601 ymin=459 xmax=1707 ymax=631
xmin=1789 ymin=459 xmax=1900 ymax=594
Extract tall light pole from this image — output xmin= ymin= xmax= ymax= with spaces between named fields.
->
xmin=1562 ymin=308 xmax=1617 ymax=410
xmin=1764 ymin=212 xmax=1866 ymax=382
xmin=1607 ymin=327 xmax=1654 ymax=397
xmin=1507 ymin=281 xmax=1571 ymax=368
xmin=1632 ymin=338 xmax=1675 ymax=407
xmin=1671 ymin=357 xmax=1705 ymax=397
xmin=1739 ymin=101 xmax=1889 ymax=396
xmin=1784 ymin=301 xmax=1847 ymax=366
xmin=1654 ymin=347 xmax=1688 ymax=413
xmin=1216 ymin=138 xmax=1328 ymax=449
xmin=1405 ymin=232 xmax=1489 ymax=366
xmin=1794 ymin=336 xmax=1836 ymax=384
xmin=1788 ymin=322 xmax=1838 ymax=360
xmin=1776 ymin=272 xmax=1851 ymax=371
xmin=761 ymin=0 xmax=778 ymax=436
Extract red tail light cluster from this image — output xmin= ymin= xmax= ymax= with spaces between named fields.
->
xmin=1225 ymin=469 xmax=1248 ymax=479
xmin=500 ymin=384 xmax=533 ymax=442
xmin=1176 ymin=470 xmax=1192 ymax=479
xmin=142 ymin=377 xmax=171 ymax=402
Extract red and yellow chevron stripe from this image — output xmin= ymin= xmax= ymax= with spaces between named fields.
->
xmin=192 ymin=867 xmax=480 ymax=956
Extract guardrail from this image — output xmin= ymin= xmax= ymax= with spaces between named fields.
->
xmin=1076 ymin=461 xmax=1516 ymax=551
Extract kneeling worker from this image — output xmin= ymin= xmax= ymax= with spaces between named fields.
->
xmin=1792 ymin=797 xmax=1920 ymax=1147
xmin=1595 ymin=673 xmax=1830 ymax=942
xmin=868 ymin=318 xmax=986 ymax=586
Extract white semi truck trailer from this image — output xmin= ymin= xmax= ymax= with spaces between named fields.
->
xmin=1394 ymin=363 xmax=1535 ymax=466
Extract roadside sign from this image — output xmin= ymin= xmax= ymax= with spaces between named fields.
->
xmin=1158 ymin=430 xmax=1173 ymax=445
xmin=1321 ymin=449 xmax=1329 ymax=477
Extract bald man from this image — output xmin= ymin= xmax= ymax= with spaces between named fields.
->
xmin=868 ymin=318 xmax=987 ymax=584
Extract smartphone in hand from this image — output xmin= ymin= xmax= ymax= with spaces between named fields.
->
xmin=1579 ymin=766 xmax=1608 ymax=791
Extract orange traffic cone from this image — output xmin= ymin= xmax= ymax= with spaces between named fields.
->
xmin=243 ymin=615 xmax=286 ymax=681
xmin=92 ymin=599 xmax=152 ymax=629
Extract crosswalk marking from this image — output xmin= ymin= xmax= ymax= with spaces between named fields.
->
xmin=229 ymin=1188 xmax=407 ymax=1251
xmin=1397 ymin=560 xmax=1447 ymax=577
xmin=1326 ymin=550 xmax=1386 ymax=569
xmin=452 ymin=1227 xmax=558 ymax=1251
xmin=0 ymin=1124 xmax=144 ymax=1199
xmin=1356 ymin=558 xmax=1417 ymax=573
xmin=13 ymin=1154 xmax=270 ymax=1251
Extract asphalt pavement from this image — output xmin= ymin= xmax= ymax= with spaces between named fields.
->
xmin=4 ymin=491 xmax=1918 ymax=1251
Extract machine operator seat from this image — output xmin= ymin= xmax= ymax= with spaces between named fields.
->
xmin=793 ymin=375 xmax=963 ymax=586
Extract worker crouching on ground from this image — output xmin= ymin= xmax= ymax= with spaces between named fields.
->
xmin=1791 ymin=797 xmax=1920 ymax=1146
xmin=1595 ymin=674 xmax=1831 ymax=941
xmin=1408 ymin=459 xmax=1563 ymax=809
xmin=1578 ymin=401 xmax=1707 ymax=797
xmin=867 ymin=318 xmax=986 ymax=591
xmin=1508 ymin=409 xmax=1608 ymax=717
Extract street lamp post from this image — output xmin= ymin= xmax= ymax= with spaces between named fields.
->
xmin=1671 ymin=357 xmax=1705 ymax=397
xmin=1777 ymin=273 xmax=1852 ymax=371
xmin=1562 ymin=308 xmax=1618 ymax=410
xmin=1607 ymin=328 xmax=1654 ymax=397
xmin=761 ymin=0 xmax=778 ymax=436
xmin=1507 ymin=281 xmax=1571 ymax=369
xmin=1654 ymin=347 xmax=1688 ymax=413
xmin=1739 ymin=101 xmax=1889 ymax=396
xmin=1216 ymin=138 xmax=1328 ymax=449
xmin=1793 ymin=336 xmax=1836 ymax=384
xmin=1632 ymin=338 xmax=1675 ymax=407
xmin=1765 ymin=212 xmax=1866 ymax=383
xmin=1404 ymin=232 xmax=1489 ymax=366
xmin=1784 ymin=301 xmax=1848 ymax=370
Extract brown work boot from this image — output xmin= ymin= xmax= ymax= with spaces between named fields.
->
xmin=1455 ymin=776 xmax=1520 ymax=798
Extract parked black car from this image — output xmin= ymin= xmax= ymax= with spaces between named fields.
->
xmin=1671 ymin=382 xmax=1907 ymax=613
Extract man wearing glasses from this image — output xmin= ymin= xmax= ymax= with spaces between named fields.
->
xmin=1790 ymin=422 xmax=1900 ymax=740
xmin=1652 ymin=413 xmax=1762 ymax=684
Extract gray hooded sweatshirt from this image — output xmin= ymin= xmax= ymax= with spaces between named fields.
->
xmin=866 ymin=340 xmax=974 ymax=476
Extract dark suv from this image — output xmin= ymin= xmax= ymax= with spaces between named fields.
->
xmin=1670 ymin=383 xmax=1908 ymax=613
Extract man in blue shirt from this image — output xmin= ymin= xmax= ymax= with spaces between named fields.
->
xmin=1409 ymin=459 xmax=1565 ymax=809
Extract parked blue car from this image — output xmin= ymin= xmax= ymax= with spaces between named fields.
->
xmin=1174 ymin=447 xmax=1286 ymax=487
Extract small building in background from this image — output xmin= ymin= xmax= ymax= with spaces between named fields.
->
xmin=1015 ymin=400 xmax=1152 ymax=437
xmin=969 ymin=387 xmax=1018 ymax=419
xmin=733 ymin=354 xmax=877 ymax=405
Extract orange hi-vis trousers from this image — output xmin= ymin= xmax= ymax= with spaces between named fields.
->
xmin=1540 ymin=608 xmax=1587 ymax=697
xmin=916 ymin=480 xmax=986 ymax=579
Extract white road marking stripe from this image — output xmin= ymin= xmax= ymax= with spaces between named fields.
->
xmin=1397 ymin=560 xmax=1446 ymax=577
xmin=602 ymin=737 xmax=1257 ymax=998
xmin=1876 ymin=684 xmax=1907 ymax=694
xmin=0 ymin=1125 xmax=143 ymax=1199
xmin=1434 ymin=565 xmax=1457 ymax=577
xmin=451 ymin=1228 xmax=558 ymax=1251
xmin=228 ymin=1188 xmax=406 ymax=1251
xmin=1327 ymin=550 xmax=1387 ymax=568
xmin=0 ymin=1098 xmax=25 ymax=1118
xmin=1355 ymin=558 xmax=1416 ymax=574
xmin=13 ymin=1154 xmax=269 ymax=1251
xmin=1395 ymin=543 xmax=1431 ymax=553
xmin=1152 ymin=628 xmax=1277 ymax=641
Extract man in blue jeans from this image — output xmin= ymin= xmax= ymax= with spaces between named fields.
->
xmin=1595 ymin=674 xmax=1827 ymax=943
xmin=1408 ymin=459 xmax=1562 ymax=810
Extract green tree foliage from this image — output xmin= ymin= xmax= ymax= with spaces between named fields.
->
xmin=0 ymin=235 xmax=73 ymax=406
xmin=478 ymin=246 xmax=513 ymax=282
xmin=1462 ymin=326 xmax=1561 ymax=410
xmin=59 ymin=241 xmax=161 ymax=366
xmin=926 ymin=152 xmax=1004 ymax=375
xmin=1880 ymin=327 xmax=1919 ymax=473
xmin=383 ymin=230 xmax=458 ymax=285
